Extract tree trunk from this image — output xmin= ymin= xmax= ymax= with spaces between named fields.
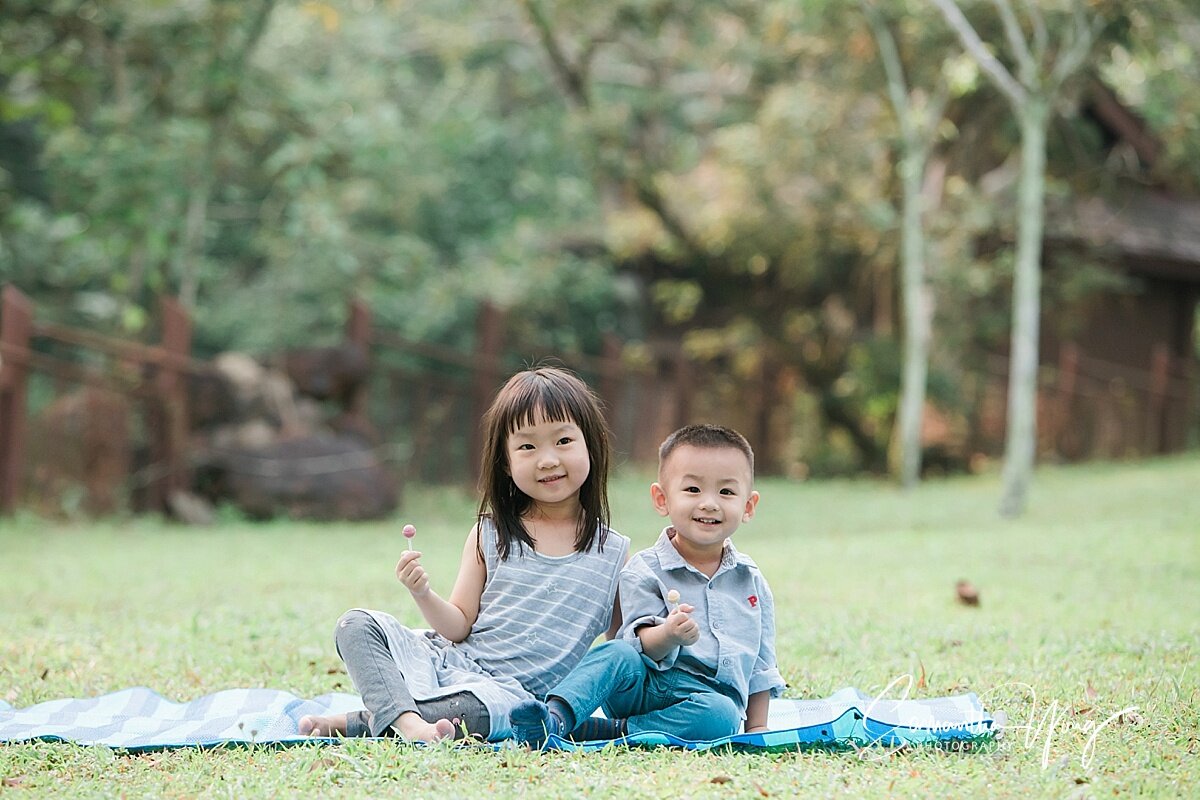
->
xmin=999 ymin=97 xmax=1049 ymax=518
xmin=897 ymin=146 xmax=933 ymax=488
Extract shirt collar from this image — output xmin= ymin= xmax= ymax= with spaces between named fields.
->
xmin=653 ymin=526 xmax=754 ymax=575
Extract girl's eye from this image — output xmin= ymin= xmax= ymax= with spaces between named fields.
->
xmin=557 ymin=437 xmax=574 ymax=446
xmin=516 ymin=443 xmax=535 ymax=451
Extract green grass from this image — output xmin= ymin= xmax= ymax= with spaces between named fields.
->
xmin=2 ymin=456 xmax=1198 ymax=797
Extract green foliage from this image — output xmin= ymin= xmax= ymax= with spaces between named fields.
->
xmin=0 ymin=0 xmax=1197 ymax=473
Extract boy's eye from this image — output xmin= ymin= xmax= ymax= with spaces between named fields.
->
xmin=683 ymin=486 xmax=700 ymax=493
xmin=720 ymin=488 xmax=735 ymax=496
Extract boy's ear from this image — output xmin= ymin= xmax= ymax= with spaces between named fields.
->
xmin=650 ymin=483 xmax=670 ymax=517
xmin=742 ymin=490 xmax=760 ymax=522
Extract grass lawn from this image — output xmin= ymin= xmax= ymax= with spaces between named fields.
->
xmin=1 ymin=456 xmax=1197 ymax=797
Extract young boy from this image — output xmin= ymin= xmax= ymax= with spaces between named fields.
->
xmin=509 ymin=424 xmax=785 ymax=746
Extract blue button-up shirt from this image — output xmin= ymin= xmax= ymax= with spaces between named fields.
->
xmin=619 ymin=527 xmax=786 ymax=715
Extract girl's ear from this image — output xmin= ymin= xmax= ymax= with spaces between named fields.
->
xmin=650 ymin=483 xmax=670 ymax=517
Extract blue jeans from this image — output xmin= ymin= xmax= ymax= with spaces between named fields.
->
xmin=551 ymin=640 xmax=742 ymax=740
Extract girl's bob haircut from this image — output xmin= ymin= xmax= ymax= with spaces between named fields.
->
xmin=476 ymin=365 xmax=612 ymax=560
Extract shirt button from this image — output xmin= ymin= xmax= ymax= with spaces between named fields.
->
xmin=721 ymin=658 xmax=732 ymax=668
xmin=712 ymin=621 xmax=721 ymax=630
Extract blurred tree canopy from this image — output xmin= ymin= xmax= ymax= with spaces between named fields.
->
xmin=2 ymin=0 xmax=1198 ymax=474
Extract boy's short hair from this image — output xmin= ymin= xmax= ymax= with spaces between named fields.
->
xmin=658 ymin=424 xmax=755 ymax=478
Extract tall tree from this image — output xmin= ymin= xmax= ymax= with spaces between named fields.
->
xmin=517 ymin=0 xmax=907 ymax=473
xmin=860 ymin=0 xmax=951 ymax=487
xmin=929 ymin=0 xmax=1100 ymax=516
xmin=173 ymin=0 xmax=279 ymax=310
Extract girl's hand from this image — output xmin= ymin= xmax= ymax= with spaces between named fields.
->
xmin=395 ymin=550 xmax=431 ymax=597
xmin=664 ymin=603 xmax=700 ymax=646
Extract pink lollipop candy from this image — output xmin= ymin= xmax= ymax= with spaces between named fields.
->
xmin=403 ymin=524 xmax=416 ymax=551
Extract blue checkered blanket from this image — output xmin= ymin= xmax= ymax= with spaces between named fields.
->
xmin=0 ymin=687 xmax=995 ymax=752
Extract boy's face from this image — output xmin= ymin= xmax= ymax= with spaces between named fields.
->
xmin=650 ymin=444 xmax=759 ymax=555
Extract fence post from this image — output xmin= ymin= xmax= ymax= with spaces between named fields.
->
xmin=599 ymin=333 xmax=622 ymax=435
xmin=1148 ymin=342 xmax=1170 ymax=454
xmin=0 ymin=285 xmax=33 ymax=514
xmin=1055 ymin=342 xmax=1079 ymax=456
xmin=469 ymin=301 xmax=505 ymax=485
xmin=146 ymin=296 xmax=192 ymax=512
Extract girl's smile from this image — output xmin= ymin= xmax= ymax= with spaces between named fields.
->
xmin=507 ymin=412 xmax=591 ymax=510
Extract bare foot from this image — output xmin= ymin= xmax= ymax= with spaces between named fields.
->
xmin=391 ymin=711 xmax=457 ymax=742
xmin=299 ymin=713 xmax=348 ymax=737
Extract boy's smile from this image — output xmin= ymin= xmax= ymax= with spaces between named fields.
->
xmin=650 ymin=444 xmax=759 ymax=564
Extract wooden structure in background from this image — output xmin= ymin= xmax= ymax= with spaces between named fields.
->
xmin=1033 ymin=80 xmax=1200 ymax=460
xmin=0 ymin=287 xmax=196 ymax=515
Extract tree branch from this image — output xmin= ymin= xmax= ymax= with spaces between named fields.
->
xmin=860 ymin=0 xmax=913 ymax=137
xmin=1019 ymin=0 xmax=1048 ymax=63
xmin=991 ymin=0 xmax=1036 ymax=86
xmin=928 ymin=0 xmax=1027 ymax=107
xmin=517 ymin=0 xmax=591 ymax=109
xmin=1048 ymin=0 xmax=1099 ymax=91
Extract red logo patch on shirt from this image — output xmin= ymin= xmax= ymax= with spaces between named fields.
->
xmin=748 ymin=595 xmax=758 ymax=608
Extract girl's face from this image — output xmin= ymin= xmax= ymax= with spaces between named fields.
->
xmin=506 ymin=410 xmax=591 ymax=513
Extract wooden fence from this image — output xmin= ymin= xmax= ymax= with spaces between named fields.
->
xmin=362 ymin=300 xmax=687 ymax=484
xmin=3 ymin=285 xmax=1194 ymax=515
xmin=0 ymin=285 xmax=194 ymax=515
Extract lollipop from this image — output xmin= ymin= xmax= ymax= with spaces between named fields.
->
xmin=403 ymin=524 xmax=417 ymax=551
xmin=666 ymin=589 xmax=681 ymax=612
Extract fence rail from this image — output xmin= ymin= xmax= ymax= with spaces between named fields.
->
xmin=0 ymin=286 xmax=192 ymax=515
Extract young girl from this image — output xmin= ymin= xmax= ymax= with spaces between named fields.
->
xmin=299 ymin=366 xmax=629 ymax=742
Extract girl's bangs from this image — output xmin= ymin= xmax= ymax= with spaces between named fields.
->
xmin=503 ymin=373 xmax=587 ymax=433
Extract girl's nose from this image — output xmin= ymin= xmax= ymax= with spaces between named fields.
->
xmin=537 ymin=450 xmax=560 ymax=469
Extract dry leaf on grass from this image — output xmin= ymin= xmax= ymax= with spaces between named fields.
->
xmin=955 ymin=580 xmax=980 ymax=606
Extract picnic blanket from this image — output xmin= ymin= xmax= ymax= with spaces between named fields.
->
xmin=0 ymin=687 xmax=996 ymax=752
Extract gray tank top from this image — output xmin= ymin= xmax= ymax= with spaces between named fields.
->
xmin=453 ymin=517 xmax=630 ymax=698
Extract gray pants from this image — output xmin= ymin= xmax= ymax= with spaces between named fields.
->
xmin=336 ymin=610 xmax=490 ymax=739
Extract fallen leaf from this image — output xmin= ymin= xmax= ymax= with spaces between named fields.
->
xmin=3 ymin=776 xmax=27 ymax=788
xmin=753 ymin=781 xmax=770 ymax=797
xmin=916 ymin=658 xmax=927 ymax=690
xmin=955 ymin=580 xmax=980 ymax=607
xmin=709 ymin=775 xmax=733 ymax=785
xmin=1085 ymin=681 xmax=1098 ymax=701
xmin=39 ymin=668 xmax=49 ymax=680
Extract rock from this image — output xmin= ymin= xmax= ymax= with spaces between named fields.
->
xmin=213 ymin=433 xmax=397 ymax=521
xmin=167 ymin=489 xmax=216 ymax=525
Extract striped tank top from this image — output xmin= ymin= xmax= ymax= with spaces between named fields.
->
xmin=453 ymin=517 xmax=630 ymax=698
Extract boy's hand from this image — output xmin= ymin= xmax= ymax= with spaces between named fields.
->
xmin=395 ymin=550 xmax=431 ymax=597
xmin=663 ymin=603 xmax=699 ymax=646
